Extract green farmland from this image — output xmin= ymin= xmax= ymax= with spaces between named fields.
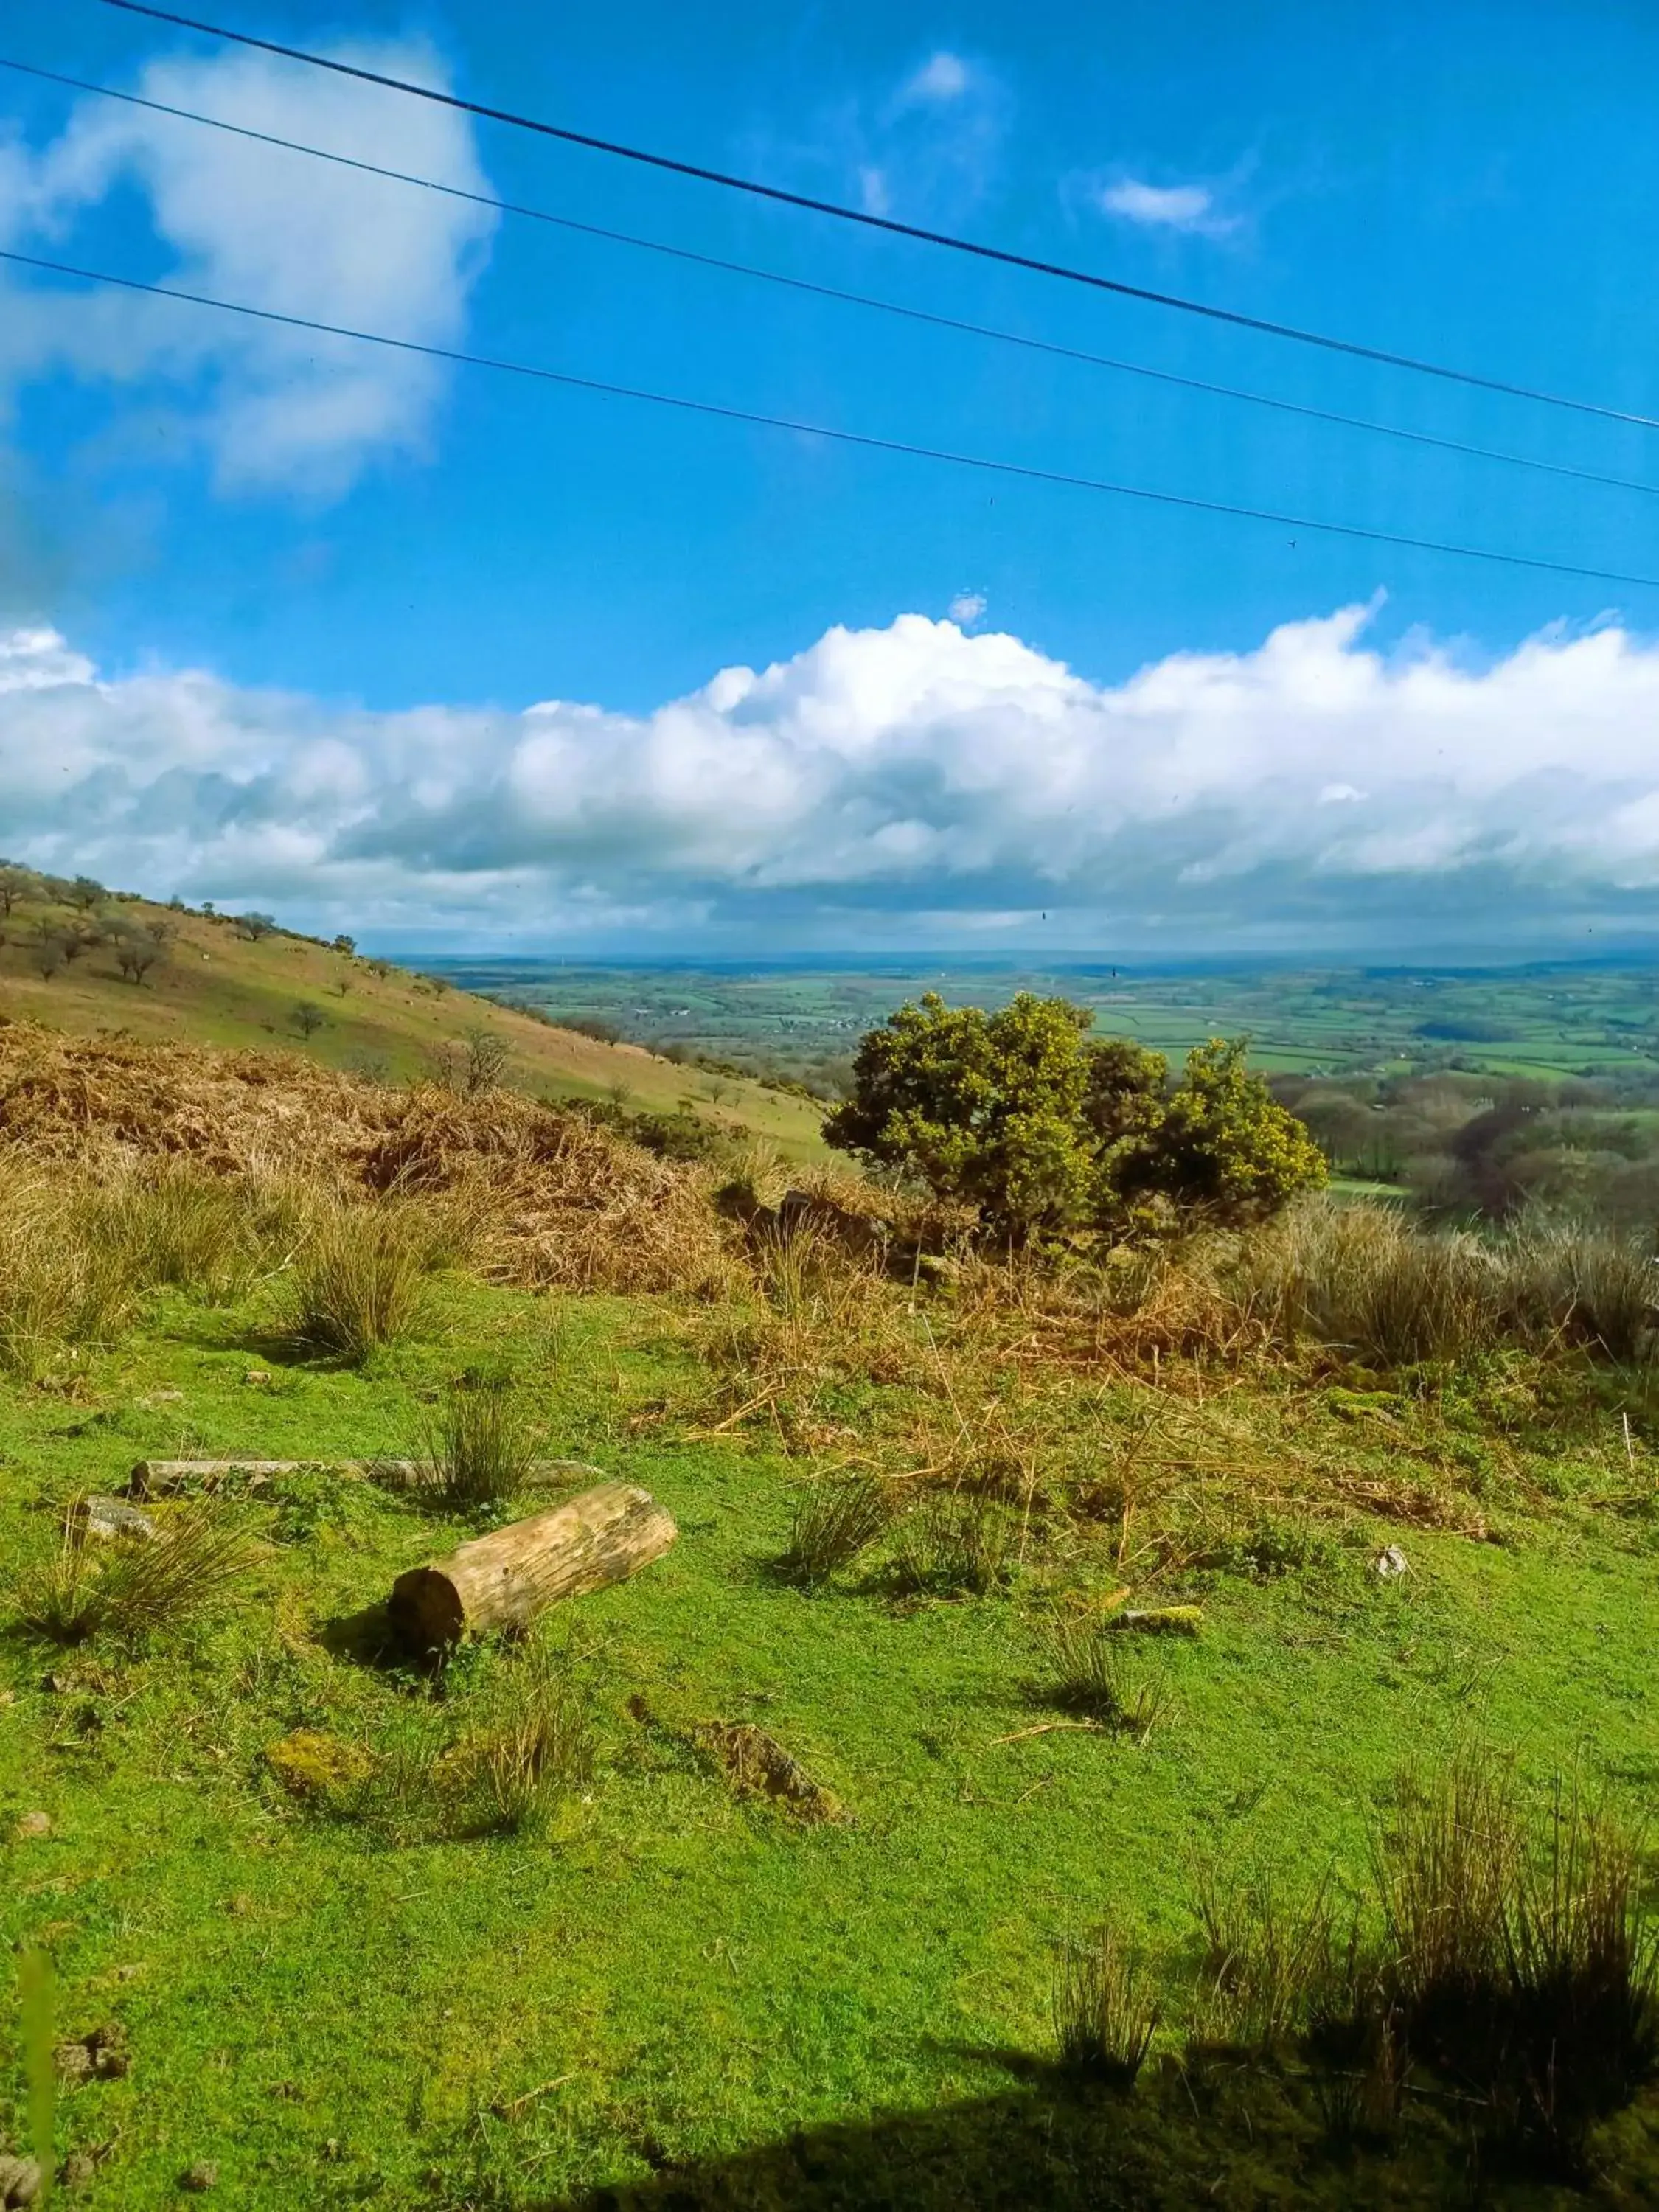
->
xmin=425 ymin=957 xmax=1659 ymax=1088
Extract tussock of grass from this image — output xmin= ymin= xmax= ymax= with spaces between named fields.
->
xmin=324 ymin=1655 xmax=595 ymax=1842
xmin=0 ymin=1168 xmax=132 ymax=1379
xmin=1195 ymin=1866 xmax=1345 ymax=2047
xmin=416 ymin=1376 xmax=544 ymax=1514
xmin=1203 ymin=1746 xmax=1659 ymax=2161
xmin=1053 ymin=1923 xmax=1161 ymax=2081
xmin=19 ymin=1506 xmax=261 ymax=1645
xmin=454 ymin=1656 xmax=596 ymax=1835
xmin=76 ymin=1157 xmax=265 ymax=1300
xmin=893 ymin=1487 xmax=1013 ymax=1596
xmin=776 ymin=1473 xmax=892 ymax=1587
xmin=1041 ymin=1618 xmax=1170 ymax=1736
xmin=283 ymin=1196 xmax=454 ymax=1360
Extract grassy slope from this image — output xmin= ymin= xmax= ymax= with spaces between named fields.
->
xmin=1 ymin=1275 xmax=1657 ymax=2205
xmin=0 ymin=894 xmax=827 ymax=1159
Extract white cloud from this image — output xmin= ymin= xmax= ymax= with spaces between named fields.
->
xmin=948 ymin=591 xmax=987 ymax=625
xmin=8 ymin=602 xmax=1659 ymax=949
xmin=0 ymin=39 xmax=495 ymax=493
xmin=900 ymin=52 xmax=971 ymax=105
xmin=1099 ymin=178 xmax=1238 ymax=238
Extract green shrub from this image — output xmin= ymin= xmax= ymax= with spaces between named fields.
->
xmin=824 ymin=995 xmax=1324 ymax=1237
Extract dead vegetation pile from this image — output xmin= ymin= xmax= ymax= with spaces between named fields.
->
xmin=0 ymin=1023 xmax=731 ymax=1294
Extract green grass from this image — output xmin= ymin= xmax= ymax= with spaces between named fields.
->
xmin=3 ymin=1276 xmax=1659 ymax=2205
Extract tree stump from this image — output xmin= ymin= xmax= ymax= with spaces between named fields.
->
xmin=389 ymin=1482 xmax=676 ymax=1651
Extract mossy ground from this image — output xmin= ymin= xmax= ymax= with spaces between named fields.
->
xmin=1 ymin=1276 xmax=1657 ymax=2207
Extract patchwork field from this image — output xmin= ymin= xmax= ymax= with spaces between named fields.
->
xmin=431 ymin=957 xmax=1659 ymax=1086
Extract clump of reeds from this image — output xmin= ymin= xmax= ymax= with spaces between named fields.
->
xmin=893 ymin=1487 xmax=1012 ymax=1596
xmin=459 ymin=1658 xmax=596 ymax=1835
xmin=1199 ymin=1744 xmax=1658 ymax=2162
xmin=1041 ymin=1616 xmax=1170 ymax=1737
xmin=76 ymin=1158 xmax=259 ymax=1300
xmin=0 ymin=1171 xmax=132 ymax=1380
xmin=283 ymin=1195 xmax=456 ymax=1361
xmin=775 ymin=1473 xmax=893 ymax=1587
xmin=1498 ymin=1217 xmax=1658 ymax=1361
xmin=1054 ymin=1921 xmax=1161 ymax=2081
xmin=1194 ymin=1865 xmax=1346 ymax=2047
xmin=416 ymin=1375 xmax=544 ymax=1514
xmin=1238 ymin=1200 xmax=1501 ymax=1366
xmin=19 ymin=1506 xmax=261 ymax=1645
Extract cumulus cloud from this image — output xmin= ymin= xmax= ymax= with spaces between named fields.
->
xmin=898 ymin=52 xmax=972 ymax=105
xmin=7 ymin=602 xmax=1659 ymax=950
xmin=0 ymin=39 xmax=495 ymax=493
xmin=1098 ymin=177 xmax=1238 ymax=238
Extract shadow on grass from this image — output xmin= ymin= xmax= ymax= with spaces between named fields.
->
xmin=318 ymin=1600 xmax=410 ymax=1674
xmin=523 ymin=2051 xmax=1554 ymax=2212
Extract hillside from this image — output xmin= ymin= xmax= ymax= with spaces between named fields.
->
xmin=0 ymin=877 xmax=827 ymax=1158
xmin=0 ymin=1033 xmax=1657 ymax=2205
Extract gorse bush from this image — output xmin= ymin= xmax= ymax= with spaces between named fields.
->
xmin=824 ymin=993 xmax=1324 ymax=1238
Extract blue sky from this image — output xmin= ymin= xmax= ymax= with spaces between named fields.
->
xmin=4 ymin=0 xmax=1659 ymax=950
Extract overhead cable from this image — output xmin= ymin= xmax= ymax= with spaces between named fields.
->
xmin=86 ymin=0 xmax=1659 ymax=432
xmin=7 ymin=53 xmax=1658 ymax=504
xmin=6 ymin=243 xmax=1658 ymax=591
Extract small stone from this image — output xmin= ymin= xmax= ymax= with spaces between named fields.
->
xmin=180 ymin=2162 xmax=218 ymax=2193
xmin=14 ymin=1811 xmax=52 ymax=1840
xmin=0 ymin=2154 xmax=42 ymax=2205
xmin=62 ymin=2151 xmax=97 ymax=2187
xmin=1374 ymin=1544 xmax=1411 ymax=1579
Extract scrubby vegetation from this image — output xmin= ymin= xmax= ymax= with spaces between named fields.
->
xmin=1 ymin=1015 xmax=1658 ymax=2205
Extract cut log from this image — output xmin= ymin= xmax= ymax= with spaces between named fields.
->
xmin=389 ymin=1482 xmax=676 ymax=1651
xmin=130 ymin=1459 xmax=310 ymax=1498
xmin=130 ymin=1457 xmax=602 ymax=1498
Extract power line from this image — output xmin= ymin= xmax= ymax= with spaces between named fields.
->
xmin=88 ymin=0 xmax=1659 ymax=435
xmin=10 ymin=51 xmax=1659 ymax=506
xmin=7 ymin=241 xmax=1659 ymax=591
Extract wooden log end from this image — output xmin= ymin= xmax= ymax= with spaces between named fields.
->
xmin=388 ymin=1565 xmax=467 ymax=1654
